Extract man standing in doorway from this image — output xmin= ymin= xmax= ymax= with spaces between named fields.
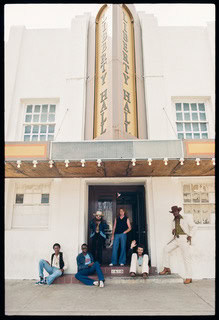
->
xmin=75 ymin=243 xmax=105 ymax=287
xmin=159 ymin=205 xmax=197 ymax=284
xmin=35 ymin=243 xmax=68 ymax=285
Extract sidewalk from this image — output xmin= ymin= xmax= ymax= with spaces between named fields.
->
xmin=5 ymin=279 xmax=215 ymax=315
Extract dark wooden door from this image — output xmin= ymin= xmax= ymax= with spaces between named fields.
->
xmin=88 ymin=185 xmax=147 ymax=265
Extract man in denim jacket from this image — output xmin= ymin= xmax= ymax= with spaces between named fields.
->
xmin=75 ymin=243 xmax=105 ymax=287
xmin=90 ymin=211 xmax=108 ymax=264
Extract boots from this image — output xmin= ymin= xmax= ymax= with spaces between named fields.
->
xmin=159 ymin=267 xmax=171 ymax=275
xmin=184 ymin=278 xmax=192 ymax=284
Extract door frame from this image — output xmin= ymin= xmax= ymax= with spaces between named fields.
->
xmin=87 ymin=183 xmax=148 ymax=264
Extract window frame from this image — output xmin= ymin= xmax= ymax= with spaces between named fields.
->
xmin=180 ymin=180 xmax=215 ymax=228
xmin=21 ymin=100 xmax=58 ymax=142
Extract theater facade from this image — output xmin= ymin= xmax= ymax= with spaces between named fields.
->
xmin=5 ymin=4 xmax=215 ymax=279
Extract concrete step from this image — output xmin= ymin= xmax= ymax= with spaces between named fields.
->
xmin=54 ymin=273 xmax=182 ymax=284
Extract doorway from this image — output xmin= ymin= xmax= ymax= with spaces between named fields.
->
xmin=88 ymin=185 xmax=148 ymax=265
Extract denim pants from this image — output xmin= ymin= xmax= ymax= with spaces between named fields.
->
xmin=111 ymin=233 xmax=127 ymax=265
xmin=75 ymin=261 xmax=104 ymax=286
xmin=39 ymin=259 xmax=62 ymax=285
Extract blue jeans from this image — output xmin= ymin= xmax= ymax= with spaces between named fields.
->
xmin=75 ymin=261 xmax=104 ymax=286
xmin=39 ymin=259 xmax=62 ymax=285
xmin=111 ymin=233 xmax=127 ymax=265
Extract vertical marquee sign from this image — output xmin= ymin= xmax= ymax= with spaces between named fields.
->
xmin=122 ymin=6 xmax=138 ymax=137
xmin=94 ymin=5 xmax=109 ymax=138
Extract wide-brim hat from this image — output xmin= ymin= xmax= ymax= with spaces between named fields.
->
xmin=93 ymin=210 xmax=104 ymax=217
xmin=169 ymin=206 xmax=182 ymax=213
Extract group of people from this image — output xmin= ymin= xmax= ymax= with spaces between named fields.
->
xmin=35 ymin=205 xmax=197 ymax=287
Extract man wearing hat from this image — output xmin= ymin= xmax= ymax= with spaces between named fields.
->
xmin=159 ymin=205 xmax=197 ymax=284
xmin=90 ymin=211 xmax=108 ymax=265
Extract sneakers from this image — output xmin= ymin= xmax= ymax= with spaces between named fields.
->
xmin=120 ymin=264 xmax=124 ymax=266
xmin=109 ymin=263 xmax=114 ymax=266
xmin=93 ymin=280 xmax=105 ymax=287
xmin=35 ymin=277 xmax=47 ymax=285
xmin=99 ymin=280 xmax=104 ymax=288
xmin=93 ymin=281 xmax=99 ymax=286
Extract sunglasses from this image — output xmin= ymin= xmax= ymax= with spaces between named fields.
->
xmin=82 ymin=247 xmax=87 ymax=249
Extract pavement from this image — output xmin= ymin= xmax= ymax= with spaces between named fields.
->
xmin=5 ymin=278 xmax=215 ymax=316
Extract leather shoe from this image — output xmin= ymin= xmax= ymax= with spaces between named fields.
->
xmin=159 ymin=267 xmax=171 ymax=275
xmin=142 ymin=273 xmax=148 ymax=279
xmin=130 ymin=272 xmax=136 ymax=277
xmin=184 ymin=278 xmax=192 ymax=284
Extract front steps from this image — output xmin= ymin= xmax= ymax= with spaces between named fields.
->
xmin=53 ymin=266 xmax=183 ymax=284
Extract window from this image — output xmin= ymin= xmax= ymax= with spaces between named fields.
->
xmin=183 ymin=183 xmax=215 ymax=224
xmin=12 ymin=183 xmax=51 ymax=228
xmin=15 ymin=194 xmax=24 ymax=204
xmin=23 ymin=103 xmax=56 ymax=141
xmin=175 ymin=103 xmax=208 ymax=139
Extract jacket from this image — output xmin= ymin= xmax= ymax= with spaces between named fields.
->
xmin=172 ymin=213 xmax=197 ymax=238
xmin=89 ymin=219 xmax=108 ymax=239
xmin=76 ymin=252 xmax=94 ymax=271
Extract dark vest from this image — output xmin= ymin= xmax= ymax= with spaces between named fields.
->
xmin=115 ymin=216 xmax=128 ymax=234
xmin=51 ymin=252 xmax=64 ymax=270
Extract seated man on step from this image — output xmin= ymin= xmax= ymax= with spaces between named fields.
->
xmin=35 ymin=243 xmax=68 ymax=285
xmin=128 ymin=240 xmax=149 ymax=279
xmin=75 ymin=243 xmax=105 ymax=287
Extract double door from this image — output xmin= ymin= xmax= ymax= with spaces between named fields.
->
xmin=88 ymin=185 xmax=147 ymax=265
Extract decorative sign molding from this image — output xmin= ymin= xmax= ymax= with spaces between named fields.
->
xmin=184 ymin=140 xmax=215 ymax=158
xmin=94 ymin=5 xmax=109 ymax=138
xmin=122 ymin=5 xmax=138 ymax=137
xmin=111 ymin=269 xmax=124 ymax=274
xmin=5 ymin=142 xmax=49 ymax=160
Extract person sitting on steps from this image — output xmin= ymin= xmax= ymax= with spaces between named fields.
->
xmin=128 ymin=240 xmax=149 ymax=279
xmin=75 ymin=243 xmax=105 ymax=287
xmin=35 ymin=243 xmax=68 ymax=285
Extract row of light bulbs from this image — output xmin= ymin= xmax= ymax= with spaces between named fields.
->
xmin=15 ymin=158 xmax=215 ymax=168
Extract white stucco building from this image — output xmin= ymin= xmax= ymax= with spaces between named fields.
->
xmin=5 ymin=4 xmax=215 ymax=280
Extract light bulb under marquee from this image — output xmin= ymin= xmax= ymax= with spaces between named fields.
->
xmin=16 ymin=160 xmax=21 ymax=168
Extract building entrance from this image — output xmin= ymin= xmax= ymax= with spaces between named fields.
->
xmin=88 ymin=185 xmax=148 ymax=265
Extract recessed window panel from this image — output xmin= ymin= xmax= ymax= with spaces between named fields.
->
xmin=178 ymin=133 xmax=184 ymax=139
xmin=192 ymin=123 xmax=199 ymax=131
xmin=32 ymin=135 xmax=38 ymax=141
xmin=50 ymin=105 xmax=56 ymax=113
xmin=40 ymin=125 xmax=47 ymax=133
xmin=40 ymin=135 xmax=46 ymax=141
xmin=191 ymin=103 xmax=197 ymax=111
xmin=48 ymin=135 xmax=54 ymax=141
xmin=48 ymin=125 xmax=55 ymax=133
xmin=41 ymin=114 xmax=47 ymax=122
xmin=202 ymin=133 xmax=208 ymax=139
xmin=194 ymin=133 xmax=200 ymax=139
xmin=42 ymin=105 xmax=48 ymax=113
xmin=24 ymin=135 xmax=30 ymax=141
xmin=176 ymin=113 xmax=183 ymax=121
xmin=33 ymin=125 xmax=39 ymax=134
xmin=192 ymin=113 xmax=198 ymax=121
xmin=183 ymin=103 xmax=189 ymax=111
xmin=186 ymin=133 xmax=192 ymax=139
xmin=25 ymin=125 xmax=31 ymax=133
xmin=41 ymin=194 xmax=49 ymax=204
xmin=175 ymin=103 xmax=181 ymax=111
xmin=176 ymin=123 xmax=183 ymax=131
xmin=48 ymin=114 xmax=55 ymax=122
xmin=198 ymin=103 xmax=205 ymax=111
xmin=25 ymin=115 xmax=32 ymax=122
xmin=26 ymin=105 xmax=33 ymax=113
xmin=200 ymin=123 xmax=207 ymax=131
xmin=33 ymin=115 xmax=40 ymax=122
xmin=34 ymin=105 xmax=41 ymax=113
xmin=199 ymin=113 xmax=206 ymax=121
xmin=16 ymin=194 xmax=24 ymax=204
xmin=184 ymin=113 xmax=190 ymax=121
xmin=185 ymin=123 xmax=191 ymax=132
